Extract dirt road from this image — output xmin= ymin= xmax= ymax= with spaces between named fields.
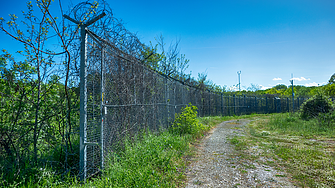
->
xmin=184 ymin=119 xmax=296 ymax=188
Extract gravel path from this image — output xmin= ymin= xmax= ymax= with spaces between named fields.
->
xmin=184 ymin=119 xmax=296 ymax=188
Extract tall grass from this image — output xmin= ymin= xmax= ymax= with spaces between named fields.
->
xmin=81 ymin=131 xmax=191 ymax=187
xmin=15 ymin=104 xmax=219 ymax=187
xmin=265 ymin=113 xmax=335 ymax=137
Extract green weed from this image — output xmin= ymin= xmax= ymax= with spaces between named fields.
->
xmin=170 ymin=103 xmax=209 ymax=137
xmin=81 ymin=131 xmax=191 ymax=187
xmin=230 ymin=113 xmax=335 ymax=187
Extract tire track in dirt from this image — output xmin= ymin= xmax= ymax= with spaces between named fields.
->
xmin=184 ymin=119 xmax=296 ymax=188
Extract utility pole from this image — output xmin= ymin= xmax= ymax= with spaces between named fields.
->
xmin=290 ymin=74 xmax=294 ymax=113
xmin=237 ymin=71 xmax=241 ymax=91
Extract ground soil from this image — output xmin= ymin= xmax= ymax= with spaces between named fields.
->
xmin=184 ymin=119 xmax=296 ymax=188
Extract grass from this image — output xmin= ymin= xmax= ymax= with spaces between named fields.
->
xmin=229 ymin=113 xmax=335 ymax=188
xmin=6 ymin=113 xmax=291 ymax=187
xmin=198 ymin=113 xmax=269 ymax=128
xmin=81 ymin=131 xmax=192 ymax=188
xmin=13 ymin=113 xmax=230 ymax=187
xmin=12 ymin=131 xmax=195 ymax=188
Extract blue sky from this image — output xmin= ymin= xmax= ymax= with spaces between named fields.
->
xmin=1 ymin=0 xmax=335 ymax=90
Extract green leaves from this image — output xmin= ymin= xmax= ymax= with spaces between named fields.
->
xmin=299 ymin=92 xmax=334 ymax=120
xmin=171 ymin=103 xmax=208 ymax=136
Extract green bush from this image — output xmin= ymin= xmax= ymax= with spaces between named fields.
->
xmin=300 ymin=92 xmax=334 ymax=120
xmin=170 ymin=103 xmax=208 ymax=136
xmin=316 ymin=110 xmax=335 ymax=128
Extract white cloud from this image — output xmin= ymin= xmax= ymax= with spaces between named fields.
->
xmin=259 ymin=85 xmax=272 ymax=90
xmin=304 ymin=82 xmax=326 ymax=87
xmin=273 ymin=77 xmax=282 ymax=81
xmin=290 ymin=77 xmax=310 ymax=81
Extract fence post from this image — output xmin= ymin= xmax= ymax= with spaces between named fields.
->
xmin=78 ymin=24 xmax=87 ymax=182
xmin=254 ymin=96 xmax=257 ymax=113
xmin=221 ymin=92 xmax=223 ymax=116
xmin=182 ymin=83 xmax=185 ymax=106
xmin=173 ymin=82 xmax=176 ymax=119
xmin=227 ymin=96 xmax=230 ymax=116
xmin=243 ymin=95 xmax=246 ymax=115
xmin=216 ymin=93 xmax=219 ymax=116
xmin=274 ymin=97 xmax=276 ymax=113
xmin=165 ymin=77 xmax=169 ymax=128
xmin=208 ymin=90 xmax=212 ymax=116
xmin=100 ymin=48 xmax=105 ymax=170
xmin=266 ymin=97 xmax=268 ymax=114
xmin=63 ymin=13 xmax=106 ymax=181
xmin=233 ymin=94 xmax=236 ymax=115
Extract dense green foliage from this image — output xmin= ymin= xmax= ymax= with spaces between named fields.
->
xmin=170 ymin=103 xmax=209 ymax=136
xmin=83 ymin=132 xmax=191 ymax=188
xmin=0 ymin=52 xmax=80 ymax=186
xmin=0 ymin=0 xmax=98 ymax=186
xmin=299 ymin=92 xmax=334 ymax=120
xmin=4 ymin=106 xmax=216 ymax=187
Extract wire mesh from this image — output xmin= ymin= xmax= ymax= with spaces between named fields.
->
xmin=81 ymin=25 xmax=311 ymax=180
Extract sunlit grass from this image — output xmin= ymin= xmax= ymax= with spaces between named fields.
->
xmin=230 ymin=113 xmax=335 ymax=187
xmin=79 ymin=131 xmax=191 ymax=188
xmin=18 ymin=115 xmax=222 ymax=187
xmin=198 ymin=113 xmax=269 ymax=127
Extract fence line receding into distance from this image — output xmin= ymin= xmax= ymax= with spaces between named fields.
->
xmin=67 ymin=11 xmax=309 ymax=181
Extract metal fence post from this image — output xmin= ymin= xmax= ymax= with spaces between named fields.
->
xmin=221 ymin=92 xmax=223 ymax=116
xmin=64 ymin=12 xmax=106 ymax=182
xmin=208 ymin=91 xmax=211 ymax=116
xmin=165 ymin=77 xmax=169 ymax=128
xmin=227 ymin=96 xmax=230 ymax=116
xmin=243 ymin=95 xmax=246 ymax=115
xmin=254 ymin=96 xmax=257 ymax=113
xmin=266 ymin=97 xmax=268 ymax=114
xmin=233 ymin=94 xmax=236 ymax=115
xmin=79 ymin=24 xmax=87 ymax=182
xmin=173 ymin=82 xmax=176 ymax=118
xmin=215 ymin=93 xmax=218 ymax=116
xmin=100 ymin=48 xmax=105 ymax=170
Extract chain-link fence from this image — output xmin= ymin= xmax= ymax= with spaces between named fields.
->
xmin=78 ymin=23 xmax=310 ymax=179
xmin=0 ymin=2 xmax=329 ymax=186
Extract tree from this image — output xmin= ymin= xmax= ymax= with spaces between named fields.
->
xmin=247 ymin=83 xmax=261 ymax=92
xmin=328 ymin=73 xmax=335 ymax=84
xmin=0 ymin=0 xmax=99 ymax=184
xmin=324 ymin=73 xmax=335 ymax=96
xmin=273 ymin=84 xmax=287 ymax=91
xmin=300 ymin=92 xmax=334 ymax=120
xmin=152 ymin=34 xmax=190 ymax=79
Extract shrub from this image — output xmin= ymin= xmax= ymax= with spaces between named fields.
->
xmin=300 ymin=92 xmax=334 ymax=120
xmin=170 ymin=103 xmax=208 ymax=136
xmin=317 ymin=110 xmax=335 ymax=127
